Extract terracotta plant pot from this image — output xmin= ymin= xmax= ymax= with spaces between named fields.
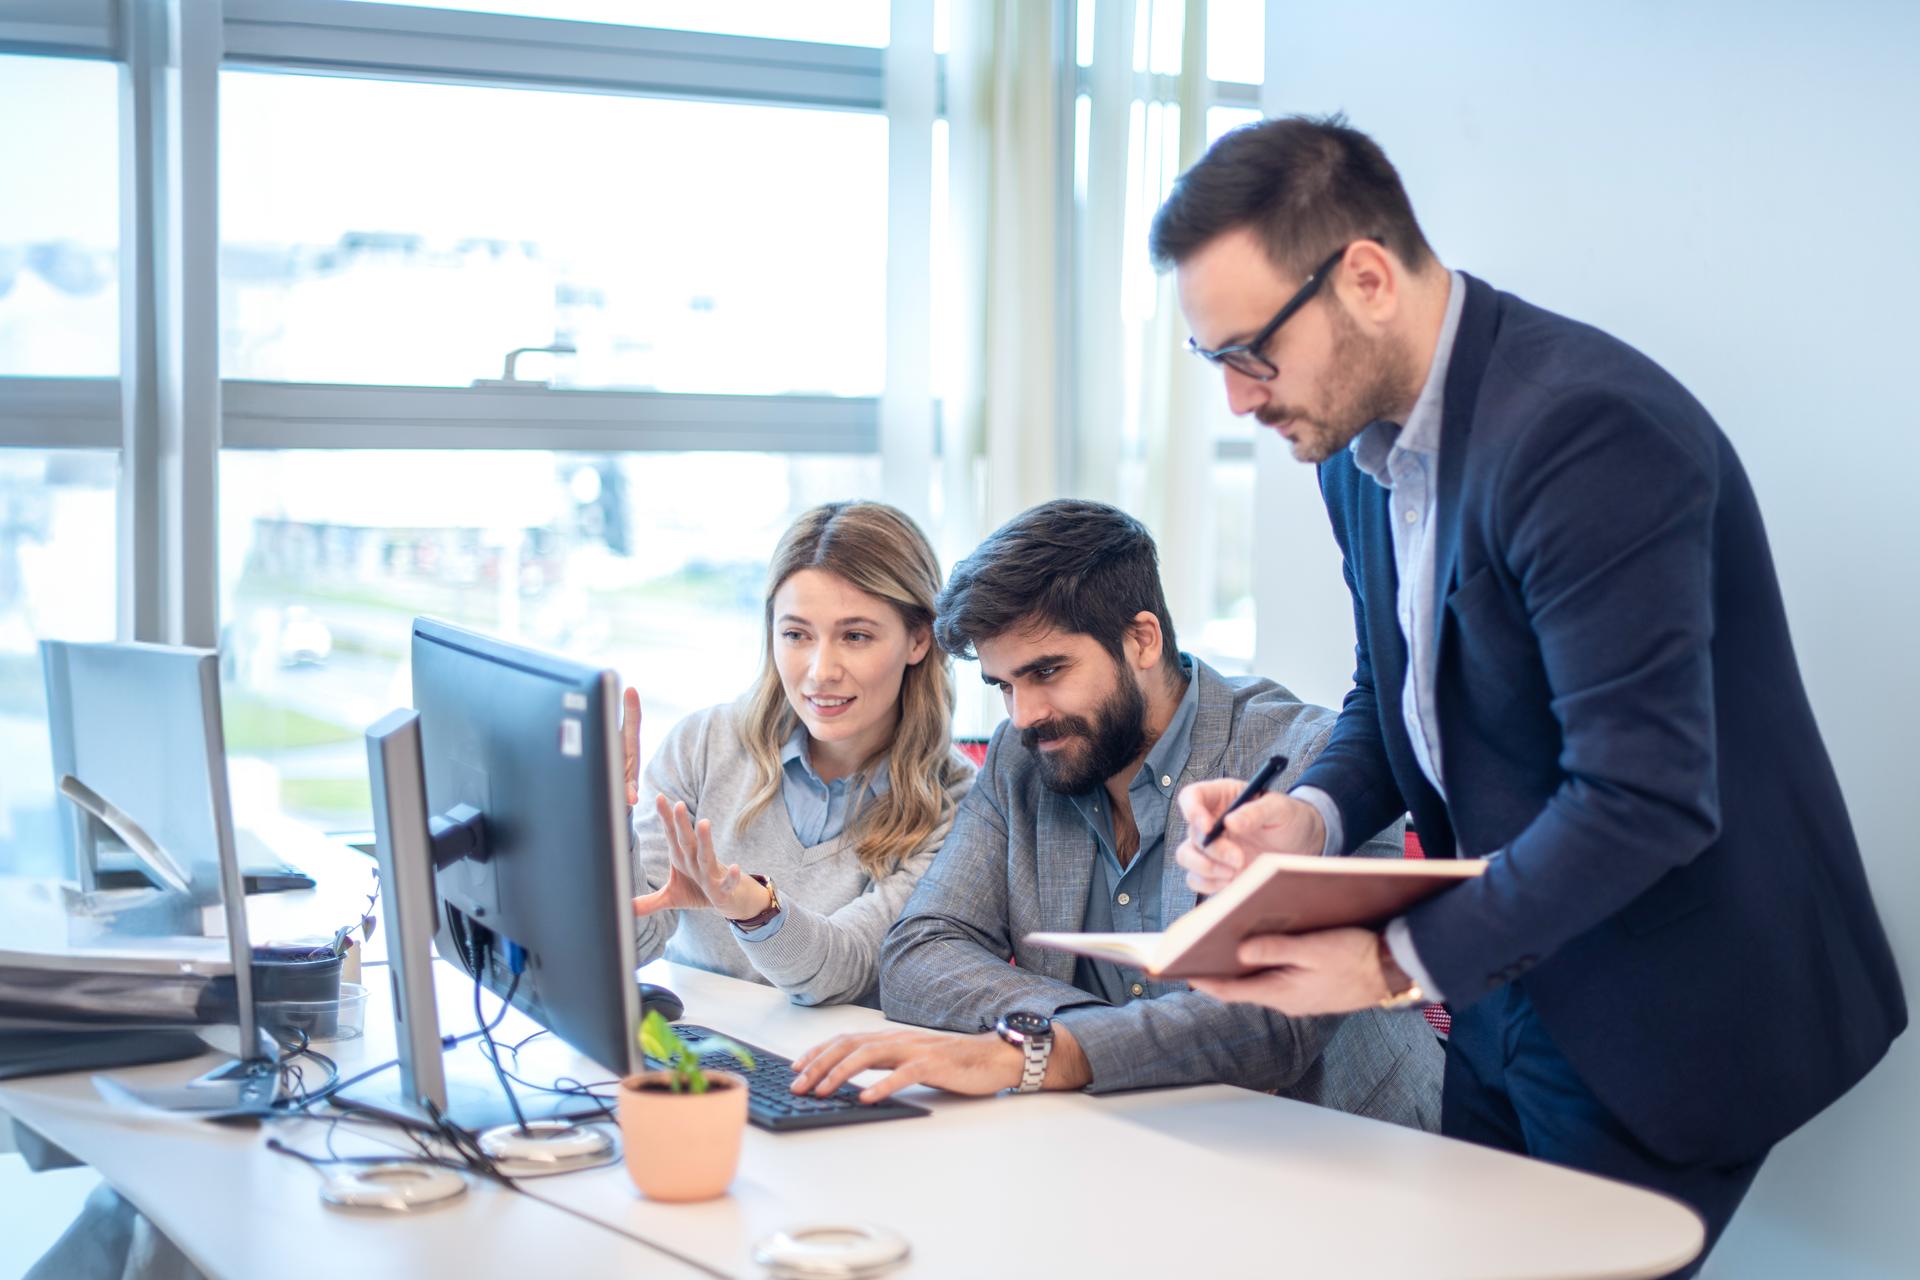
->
xmin=616 ymin=1069 xmax=749 ymax=1202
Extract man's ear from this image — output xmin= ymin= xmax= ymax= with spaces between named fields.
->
xmin=1122 ymin=611 xmax=1164 ymax=674
xmin=1337 ymin=238 xmax=1401 ymax=327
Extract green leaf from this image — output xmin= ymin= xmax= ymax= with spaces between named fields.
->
xmin=637 ymin=1008 xmax=755 ymax=1094
xmin=638 ymin=1008 xmax=680 ymax=1063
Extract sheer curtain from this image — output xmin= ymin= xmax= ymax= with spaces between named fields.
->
xmin=942 ymin=0 xmax=1230 ymax=644
xmin=942 ymin=0 xmax=1065 ymax=547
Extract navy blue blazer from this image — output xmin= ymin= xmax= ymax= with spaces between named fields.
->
xmin=1295 ymin=273 xmax=1905 ymax=1165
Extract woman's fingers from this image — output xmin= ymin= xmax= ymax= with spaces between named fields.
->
xmin=621 ymin=687 xmax=642 ymax=807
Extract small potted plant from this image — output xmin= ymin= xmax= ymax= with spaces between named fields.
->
xmin=618 ymin=1010 xmax=755 ymax=1202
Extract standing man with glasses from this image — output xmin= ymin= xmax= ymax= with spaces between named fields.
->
xmin=1148 ymin=114 xmax=1904 ymax=1273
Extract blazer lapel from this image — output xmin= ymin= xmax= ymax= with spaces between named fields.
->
xmin=1429 ymin=273 xmax=1501 ymax=659
xmin=1160 ymin=664 xmax=1235 ymax=922
xmin=1032 ymin=791 xmax=1096 ymax=983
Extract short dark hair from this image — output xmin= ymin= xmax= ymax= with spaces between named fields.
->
xmin=935 ymin=500 xmax=1180 ymax=677
xmin=1148 ymin=113 xmax=1433 ymax=279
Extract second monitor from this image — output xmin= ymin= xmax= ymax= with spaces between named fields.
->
xmin=347 ymin=617 xmax=640 ymax=1133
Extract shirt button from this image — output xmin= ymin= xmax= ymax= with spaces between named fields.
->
xmin=1130 ymin=983 xmax=1145 ymax=997
xmin=1404 ymin=509 xmax=1419 ymax=523
xmin=1116 ymin=892 xmax=1131 ymax=906
xmin=1159 ymin=774 xmax=1172 ymax=788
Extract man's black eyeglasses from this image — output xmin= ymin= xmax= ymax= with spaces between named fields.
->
xmin=1186 ymin=240 xmax=1368 ymax=382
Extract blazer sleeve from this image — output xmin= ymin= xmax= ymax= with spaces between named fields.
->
xmin=1051 ymin=990 xmax=1345 ymax=1095
xmin=735 ymin=758 xmax=976 ymax=1006
xmin=1408 ymin=395 xmax=1723 ymax=998
xmin=1292 ymin=463 xmax=1410 ymax=851
xmin=878 ymin=757 xmax=1106 ymax=1029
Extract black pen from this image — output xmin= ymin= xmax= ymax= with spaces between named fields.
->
xmin=1198 ymin=753 xmax=1289 ymax=849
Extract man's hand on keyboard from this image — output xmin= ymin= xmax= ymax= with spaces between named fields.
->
xmin=787 ymin=1026 xmax=1088 ymax=1103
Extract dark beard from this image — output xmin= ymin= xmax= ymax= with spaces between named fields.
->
xmin=1021 ymin=666 xmax=1150 ymax=795
xmin=1257 ymin=303 xmax=1417 ymax=463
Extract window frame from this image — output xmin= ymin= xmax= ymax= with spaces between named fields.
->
xmin=0 ymin=0 xmax=1264 ymax=650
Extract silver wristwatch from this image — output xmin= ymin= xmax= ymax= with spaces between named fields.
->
xmin=994 ymin=1011 xmax=1054 ymax=1093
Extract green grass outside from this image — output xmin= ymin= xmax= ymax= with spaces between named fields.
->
xmin=223 ymin=694 xmax=359 ymax=753
xmin=280 ymin=776 xmax=372 ymax=824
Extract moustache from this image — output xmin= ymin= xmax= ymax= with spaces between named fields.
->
xmin=1021 ymin=716 xmax=1094 ymax=752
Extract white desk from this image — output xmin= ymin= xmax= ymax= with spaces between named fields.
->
xmin=0 ymin=838 xmax=1706 ymax=1279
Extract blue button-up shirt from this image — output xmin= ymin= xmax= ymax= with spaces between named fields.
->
xmin=1064 ymin=662 xmax=1200 ymax=1007
xmin=1293 ymin=271 xmax=1465 ymax=999
xmin=779 ymin=721 xmax=890 ymax=847
xmin=735 ymin=723 xmax=892 ymax=942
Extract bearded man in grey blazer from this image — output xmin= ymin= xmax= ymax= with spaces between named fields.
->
xmin=788 ymin=500 xmax=1441 ymax=1128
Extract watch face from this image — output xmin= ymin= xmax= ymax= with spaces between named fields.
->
xmin=1001 ymin=1011 xmax=1050 ymax=1038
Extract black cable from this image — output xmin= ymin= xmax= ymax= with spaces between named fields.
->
xmin=276 ymin=937 xmax=522 ymax=1116
xmin=268 ymin=1105 xmax=479 ymax=1180
xmin=279 ymin=1025 xmax=492 ymax=1113
xmin=479 ymin=1060 xmax=618 ymax=1125
xmin=504 ymin=1027 xmax=548 ymax=1058
xmin=472 ymin=962 xmax=529 ymax=1132
xmin=423 ymin=1096 xmax=507 ymax=1182
xmin=264 ymin=1079 xmax=734 ymax=1279
xmin=267 ymin=1138 xmax=455 ymax=1172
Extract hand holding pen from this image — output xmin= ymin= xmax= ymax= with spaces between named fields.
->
xmin=1173 ymin=754 xmax=1328 ymax=897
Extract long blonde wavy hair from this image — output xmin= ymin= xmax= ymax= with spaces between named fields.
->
xmin=737 ymin=501 xmax=963 ymax=878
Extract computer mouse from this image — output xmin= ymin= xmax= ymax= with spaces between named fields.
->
xmin=638 ymin=982 xmax=685 ymax=1023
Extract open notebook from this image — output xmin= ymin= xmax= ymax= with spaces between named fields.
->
xmin=1027 ymin=853 xmax=1487 ymax=979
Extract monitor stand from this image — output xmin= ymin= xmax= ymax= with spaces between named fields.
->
xmin=93 ymin=1026 xmax=285 ymax=1118
xmin=334 ymin=1037 xmax=619 ymax=1177
xmin=334 ymin=1034 xmax=610 ymax=1134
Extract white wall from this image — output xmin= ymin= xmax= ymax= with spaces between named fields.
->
xmin=1253 ymin=3 xmax=1920 ymax=1275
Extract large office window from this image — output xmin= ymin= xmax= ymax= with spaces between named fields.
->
xmin=0 ymin=46 xmax=122 ymax=872
xmin=219 ymin=449 xmax=880 ymax=830
xmin=210 ymin=6 xmax=899 ymax=831
xmin=337 ymin=0 xmax=890 ymax=47
xmin=2 ymin=0 xmax=1274 ymax=843
xmin=0 ymin=452 xmax=118 ymax=874
xmin=0 ymin=55 xmax=120 ymax=377
xmin=221 ymin=72 xmax=888 ymax=395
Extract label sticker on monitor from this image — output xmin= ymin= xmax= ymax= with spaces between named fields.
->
xmin=562 ymin=692 xmax=588 ymax=712
xmin=560 ymin=718 xmax=583 ymax=756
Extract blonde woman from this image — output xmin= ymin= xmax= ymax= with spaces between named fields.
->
xmin=624 ymin=501 xmax=975 ymax=1006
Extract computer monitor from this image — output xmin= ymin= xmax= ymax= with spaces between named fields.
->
xmin=345 ymin=618 xmax=640 ymax=1137
xmin=38 ymin=640 xmax=314 ymax=900
xmin=33 ymin=640 xmax=275 ymax=1108
xmin=43 ymin=641 xmax=235 ymax=910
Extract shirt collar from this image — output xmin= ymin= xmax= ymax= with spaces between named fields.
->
xmin=1136 ymin=656 xmax=1200 ymax=794
xmin=780 ymin=721 xmax=891 ymax=795
xmin=1351 ymin=269 xmax=1466 ymax=484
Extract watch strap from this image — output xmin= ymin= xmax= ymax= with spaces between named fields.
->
xmin=728 ymin=873 xmax=781 ymax=930
xmin=1376 ymin=930 xmax=1425 ymax=1009
xmin=1016 ymin=1035 xmax=1052 ymax=1093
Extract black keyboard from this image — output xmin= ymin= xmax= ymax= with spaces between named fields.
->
xmin=655 ymin=1024 xmax=930 ymax=1133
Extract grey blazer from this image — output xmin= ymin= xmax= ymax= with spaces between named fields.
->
xmin=879 ymin=659 xmax=1443 ymax=1129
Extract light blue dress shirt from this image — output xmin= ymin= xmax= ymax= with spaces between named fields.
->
xmin=1065 ymin=660 xmax=1200 ymax=1007
xmin=732 ymin=723 xmax=891 ymax=942
xmin=1293 ymin=271 xmax=1465 ymax=1001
